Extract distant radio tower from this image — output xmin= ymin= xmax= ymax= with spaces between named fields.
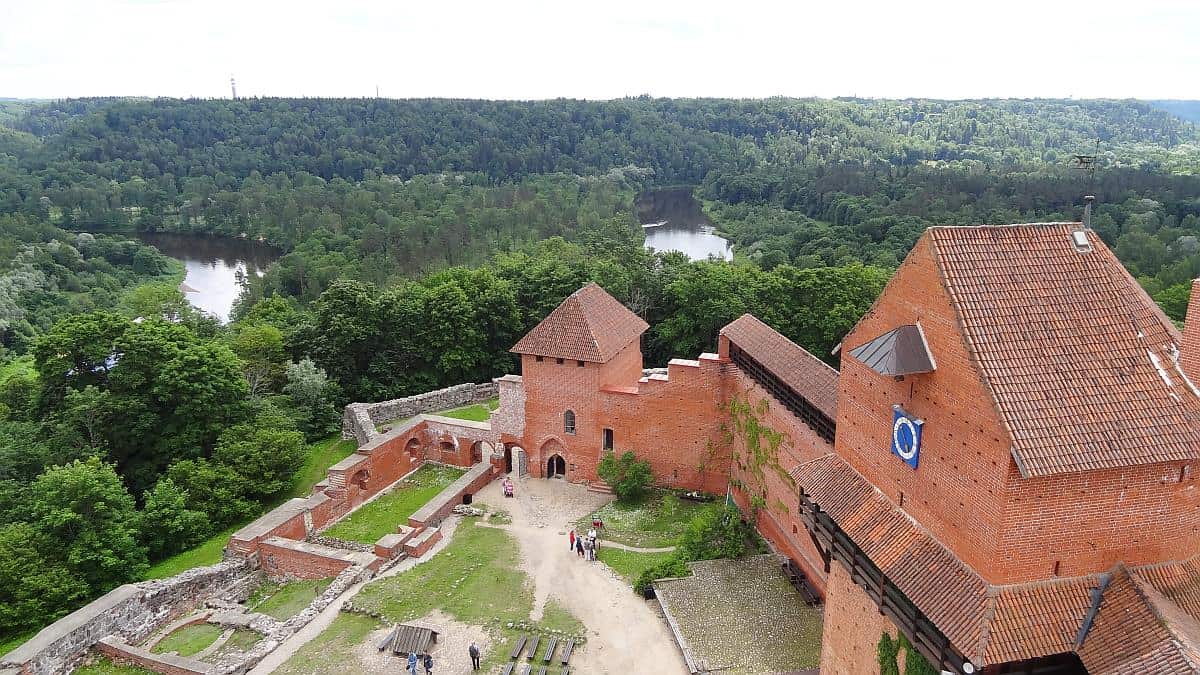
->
xmin=231 ymin=76 xmax=237 ymax=100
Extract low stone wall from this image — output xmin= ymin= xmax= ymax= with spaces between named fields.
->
xmin=306 ymin=534 xmax=374 ymax=553
xmin=1 ymin=558 xmax=251 ymax=675
xmin=408 ymin=461 xmax=496 ymax=529
xmin=341 ymin=382 xmax=498 ymax=444
xmin=96 ymin=637 xmax=210 ymax=675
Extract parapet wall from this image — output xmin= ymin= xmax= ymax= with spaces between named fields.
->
xmin=1 ymin=558 xmax=251 ymax=675
xmin=342 ymin=382 xmax=498 ymax=444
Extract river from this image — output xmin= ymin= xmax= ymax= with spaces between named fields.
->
xmin=134 ymin=233 xmax=279 ymax=323
xmin=636 ymin=188 xmax=732 ymax=261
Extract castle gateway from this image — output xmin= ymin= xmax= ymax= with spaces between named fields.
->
xmin=491 ymin=222 xmax=1200 ymax=675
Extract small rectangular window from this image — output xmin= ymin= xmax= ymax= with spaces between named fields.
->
xmin=603 ymin=428 xmax=614 ymax=450
xmin=577 ymin=360 xmax=585 ymax=367
xmin=535 ymin=355 xmax=543 ymax=362
xmin=556 ymin=358 xmax=564 ymax=365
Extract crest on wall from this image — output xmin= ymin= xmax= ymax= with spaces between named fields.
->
xmin=891 ymin=405 xmax=924 ymax=469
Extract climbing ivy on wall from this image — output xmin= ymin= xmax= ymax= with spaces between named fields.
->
xmin=721 ymin=391 xmax=795 ymax=520
xmin=878 ymin=632 xmax=938 ymax=675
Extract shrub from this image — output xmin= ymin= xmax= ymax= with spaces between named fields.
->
xmin=596 ymin=450 xmax=653 ymax=502
xmin=633 ymin=556 xmax=689 ymax=595
xmin=676 ymin=504 xmax=763 ymax=562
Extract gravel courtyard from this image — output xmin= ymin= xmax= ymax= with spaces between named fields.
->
xmin=655 ymin=555 xmax=823 ymax=673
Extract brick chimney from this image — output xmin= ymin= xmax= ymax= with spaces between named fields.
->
xmin=1181 ymin=279 xmax=1200 ymax=381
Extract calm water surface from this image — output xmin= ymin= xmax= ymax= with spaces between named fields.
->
xmin=636 ymin=188 xmax=732 ymax=261
xmin=135 ymin=233 xmax=279 ymax=323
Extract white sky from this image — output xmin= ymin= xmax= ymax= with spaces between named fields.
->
xmin=1 ymin=0 xmax=1197 ymax=101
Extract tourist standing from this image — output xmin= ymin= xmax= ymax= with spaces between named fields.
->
xmin=407 ymin=651 xmax=418 ymax=674
xmin=468 ymin=642 xmax=481 ymax=670
xmin=575 ymin=536 xmax=584 ymax=558
xmin=569 ymin=529 xmax=575 ymax=551
xmin=423 ymin=652 xmax=433 ymax=674
xmin=587 ymin=527 xmax=597 ymax=553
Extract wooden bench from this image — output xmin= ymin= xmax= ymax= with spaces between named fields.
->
xmin=500 ymin=664 xmax=514 ymax=675
xmin=509 ymin=635 xmax=528 ymax=660
xmin=561 ymin=667 xmax=570 ymax=675
xmin=537 ymin=667 xmax=547 ymax=675
xmin=560 ymin=639 xmax=575 ymax=664
xmin=519 ymin=665 xmax=531 ymax=675
xmin=526 ymin=635 xmax=540 ymax=660
xmin=543 ymin=637 xmax=558 ymax=663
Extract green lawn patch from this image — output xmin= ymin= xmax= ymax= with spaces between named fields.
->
xmin=0 ymin=630 xmax=35 ymax=660
xmin=207 ymin=628 xmax=261 ymax=660
xmin=276 ymin=612 xmax=380 ymax=675
xmin=151 ymin=623 xmax=223 ymax=657
xmin=354 ymin=519 xmax=582 ymax=673
xmin=577 ymin=489 xmax=708 ymax=548
xmin=289 ymin=436 xmax=357 ymax=498
xmin=436 ymin=396 xmax=499 ymax=422
xmin=143 ymin=524 xmax=240 ymax=579
xmin=598 ymin=547 xmax=678 ymax=584
xmin=74 ymin=656 xmax=155 ymax=675
xmin=320 ymin=464 xmax=464 ymax=544
xmin=248 ymin=578 xmax=333 ymax=620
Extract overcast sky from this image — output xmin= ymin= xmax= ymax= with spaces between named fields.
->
xmin=2 ymin=0 xmax=1197 ymax=101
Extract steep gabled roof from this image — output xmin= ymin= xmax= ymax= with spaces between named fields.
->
xmin=927 ymin=223 xmax=1200 ymax=477
xmin=721 ymin=313 xmax=839 ymax=419
xmin=510 ymin=283 xmax=648 ymax=363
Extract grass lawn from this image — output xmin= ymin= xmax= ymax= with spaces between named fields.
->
xmin=248 ymin=578 xmax=334 ymax=620
xmin=0 ymin=355 xmax=34 ymax=382
xmin=144 ymin=434 xmax=357 ymax=579
xmin=436 ymin=397 xmax=499 ymax=422
xmin=351 ymin=519 xmax=582 ymax=673
xmin=275 ymin=612 xmax=380 ymax=675
xmin=289 ymin=436 xmax=357 ymax=498
xmin=208 ymin=628 xmax=261 ymax=659
xmin=74 ymin=656 xmax=155 ymax=675
xmin=597 ymin=547 xmax=677 ymax=584
xmin=0 ymin=630 xmax=35 ymax=659
xmin=577 ymin=489 xmax=710 ymax=549
xmin=320 ymin=464 xmax=465 ymax=544
xmin=151 ymin=623 xmax=223 ymax=657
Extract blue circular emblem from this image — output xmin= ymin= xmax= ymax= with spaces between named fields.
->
xmin=893 ymin=416 xmax=918 ymax=461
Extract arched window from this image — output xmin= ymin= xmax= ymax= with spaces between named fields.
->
xmin=564 ymin=410 xmax=576 ymax=435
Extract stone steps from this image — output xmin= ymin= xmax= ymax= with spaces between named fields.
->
xmin=587 ymin=481 xmax=614 ymax=495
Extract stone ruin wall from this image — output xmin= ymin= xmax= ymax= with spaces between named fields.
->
xmin=341 ymin=382 xmax=498 ymax=445
xmin=1 ymin=558 xmax=251 ymax=675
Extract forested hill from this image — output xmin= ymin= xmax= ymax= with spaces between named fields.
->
xmin=4 ymin=97 xmax=1198 ymax=185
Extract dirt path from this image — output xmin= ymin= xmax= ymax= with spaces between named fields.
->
xmin=475 ymin=476 xmax=689 ymax=675
xmin=479 ymin=522 xmax=676 ymax=554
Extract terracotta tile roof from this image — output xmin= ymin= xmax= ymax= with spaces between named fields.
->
xmin=721 ymin=314 xmax=839 ymax=419
xmin=791 ymin=454 xmax=1115 ymax=668
xmin=1133 ymin=557 xmax=1200 ymax=622
xmin=510 ymin=283 xmax=648 ymax=363
xmin=927 ymin=223 xmax=1200 ymax=477
xmin=1077 ymin=567 xmax=1200 ymax=674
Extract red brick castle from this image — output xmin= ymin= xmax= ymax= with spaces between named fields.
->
xmin=494 ymin=222 xmax=1200 ymax=674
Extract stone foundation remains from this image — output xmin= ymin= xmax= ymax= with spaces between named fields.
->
xmin=341 ymin=382 xmax=498 ymax=444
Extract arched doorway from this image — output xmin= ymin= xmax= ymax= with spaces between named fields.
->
xmin=547 ymin=454 xmax=566 ymax=478
xmin=471 ymin=441 xmax=491 ymax=464
xmin=404 ymin=437 xmax=421 ymax=459
xmin=503 ymin=445 xmax=514 ymax=473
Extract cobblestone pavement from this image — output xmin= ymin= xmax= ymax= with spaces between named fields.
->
xmin=655 ymin=555 xmax=824 ymax=674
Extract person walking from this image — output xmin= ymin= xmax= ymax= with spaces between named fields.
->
xmin=569 ymin=529 xmax=575 ymax=551
xmin=584 ymin=536 xmax=594 ymax=561
xmin=468 ymin=642 xmax=481 ymax=671
xmin=423 ymin=652 xmax=433 ymax=674
xmin=407 ymin=651 xmax=418 ymax=675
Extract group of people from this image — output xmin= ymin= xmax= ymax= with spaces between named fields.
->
xmin=570 ymin=515 xmax=605 ymax=561
xmin=405 ymin=651 xmax=433 ymax=674
xmin=405 ymin=641 xmax=482 ymax=672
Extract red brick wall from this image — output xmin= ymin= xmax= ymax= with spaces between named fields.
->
xmin=819 ymin=560 xmax=898 ymax=675
xmin=521 ymin=352 xmax=601 ymax=479
xmin=1182 ymin=279 xmax=1200 ymax=382
xmin=999 ymin=459 xmax=1200 ymax=581
xmin=259 ymin=541 xmax=354 ymax=579
xmin=835 ymin=237 xmax=1012 ymax=581
xmin=725 ymin=371 xmax=834 ymax=592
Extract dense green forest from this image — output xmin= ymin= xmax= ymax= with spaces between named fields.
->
xmin=0 ymin=96 xmax=1199 ymax=646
